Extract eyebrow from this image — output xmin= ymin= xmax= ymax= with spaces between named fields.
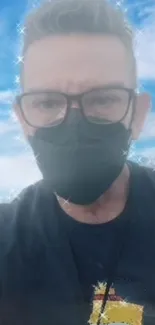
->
xmin=24 ymin=82 xmax=127 ymax=94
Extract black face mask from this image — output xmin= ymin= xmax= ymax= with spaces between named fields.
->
xmin=28 ymin=109 xmax=132 ymax=205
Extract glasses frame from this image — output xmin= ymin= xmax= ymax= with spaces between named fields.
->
xmin=16 ymin=86 xmax=136 ymax=128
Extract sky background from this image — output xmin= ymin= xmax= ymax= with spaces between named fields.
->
xmin=0 ymin=0 xmax=155 ymax=202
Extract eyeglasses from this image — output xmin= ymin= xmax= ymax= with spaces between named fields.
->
xmin=16 ymin=87 xmax=135 ymax=128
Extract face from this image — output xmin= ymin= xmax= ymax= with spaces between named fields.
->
xmin=15 ymin=34 xmax=150 ymax=139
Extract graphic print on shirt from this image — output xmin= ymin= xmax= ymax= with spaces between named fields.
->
xmin=88 ymin=282 xmax=143 ymax=325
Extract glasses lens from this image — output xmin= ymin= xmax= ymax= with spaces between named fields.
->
xmin=21 ymin=92 xmax=67 ymax=127
xmin=82 ymin=89 xmax=130 ymax=124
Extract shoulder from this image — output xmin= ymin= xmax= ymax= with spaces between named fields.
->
xmin=0 ymin=181 xmax=42 ymax=254
xmin=128 ymin=160 xmax=155 ymax=229
xmin=0 ymin=180 xmax=45 ymax=226
xmin=0 ymin=180 xmax=59 ymax=295
xmin=128 ymin=160 xmax=155 ymax=191
xmin=0 ymin=180 xmax=56 ymax=273
xmin=129 ymin=160 xmax=155 ymax=207
xmin=0 ymin=179 xmax=56 ymax=220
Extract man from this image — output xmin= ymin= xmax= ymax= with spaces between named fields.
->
xmin=0 ymin=0 xmax=154 ymax=324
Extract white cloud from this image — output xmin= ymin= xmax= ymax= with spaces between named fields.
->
xmin=137 ymin=147 xmax=155 ymax=158
xmin=136 ymin=27 xmax=155 ymax=80
xmin=0 ymin=90 xmax=15 ymax=104
xmin=134 ymin=6 xmax=155 ymax=80
xmin=0 ymin=153 xmax=41 ymax=190
xmin=0 ymin=90 xmax=21 ymax=134
xmin=0 ymin=120 xmax=20 ymax=135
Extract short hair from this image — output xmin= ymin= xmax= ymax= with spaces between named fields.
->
xmin=20 ymin=0 xmax=137 ymax=87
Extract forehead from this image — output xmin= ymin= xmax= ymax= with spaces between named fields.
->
xmin=23 ymin=34 xmax=132 ymax=92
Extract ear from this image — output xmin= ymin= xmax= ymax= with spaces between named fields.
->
xmin=132 ymin=92 xmax=151 ymax=140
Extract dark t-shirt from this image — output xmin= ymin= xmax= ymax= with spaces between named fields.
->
xmin=57 ymin=161 xmax=155 ymax=324
xmin=0 ymin=160 xmax=155 ymax=325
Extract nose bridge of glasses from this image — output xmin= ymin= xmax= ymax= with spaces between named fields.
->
xmin=68 ymin=95 xmax=82 ymax=110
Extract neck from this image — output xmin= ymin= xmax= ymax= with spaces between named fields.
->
xmin=57 ymin=163 xmax=131 ymax=225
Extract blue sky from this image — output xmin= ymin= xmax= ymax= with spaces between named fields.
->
xmin=0 ymin=0 xmax=155 ymax=201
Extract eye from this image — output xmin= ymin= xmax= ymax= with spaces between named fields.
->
xmin=93 ymin=96 xmax=112 ymax=104
xmin=32 ymin=99 xmax=62 ymax=109
xmin=39 ymin=100 xmax=56 ymax=108
xmin=83 ymin=95 xmax=121 ymax=108
xmin=97 ymin=96 xmax=116 ymax=104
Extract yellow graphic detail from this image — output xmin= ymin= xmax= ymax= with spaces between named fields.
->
xmin=89 ymin=283 xmax=144 ymax=325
